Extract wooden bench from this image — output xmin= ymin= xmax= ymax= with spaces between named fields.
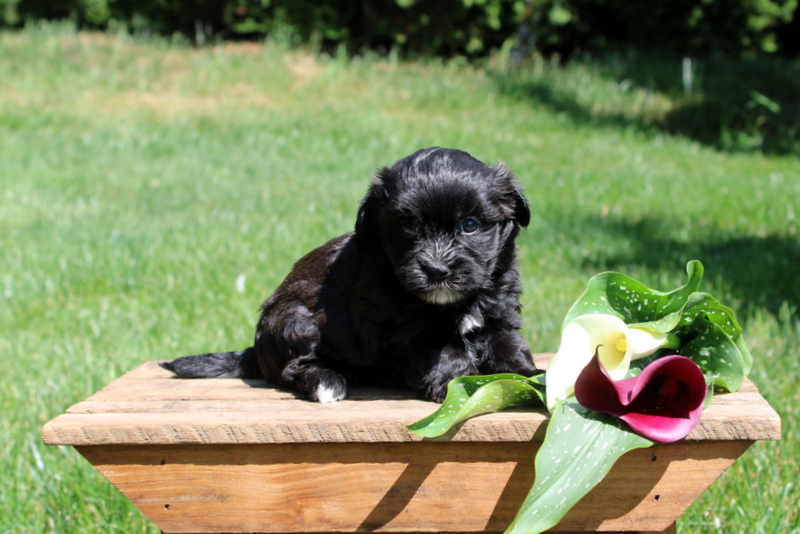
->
xmin=42 ymin=355 xmax=780 ymax=534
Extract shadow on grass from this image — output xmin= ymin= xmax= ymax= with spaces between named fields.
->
xmin=559 ymin=215 xmax=800 ymax=318
xmin=493 ymin=54 xmax=800 ymax=155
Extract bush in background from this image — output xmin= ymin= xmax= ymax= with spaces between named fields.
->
xmin=0 ymin=0 xmax=526 ymax=57
xmin=1 ymin=0 xmax=798 ymax=59
xmin=527 ymin=0 xmax=798 ymax=58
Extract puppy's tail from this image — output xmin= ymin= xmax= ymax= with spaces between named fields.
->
xmin=159 ymin=347 xmax=261 ymax=379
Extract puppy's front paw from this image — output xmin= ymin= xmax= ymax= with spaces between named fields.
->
xmin=312 ymin=383 xmax=347 ymax=404
xmin=424 ymin=381 xmax=450 ymax=403
xmin=308 ymin=371 xmax=348 ymax=403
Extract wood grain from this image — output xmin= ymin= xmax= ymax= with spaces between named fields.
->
xmin=42 ymin=358 xmax=780 ymax=446
xmin=77 ymin=440 xmax=742 ymax=533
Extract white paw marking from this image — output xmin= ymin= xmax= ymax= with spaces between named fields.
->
xmin=315 ymin=384 xmax=344 ymax=404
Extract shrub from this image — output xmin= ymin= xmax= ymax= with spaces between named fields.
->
xmin=528 ymin=0 xmax=798 ymax=57
xmin=2 ymin=0 xmax=798 ymax=58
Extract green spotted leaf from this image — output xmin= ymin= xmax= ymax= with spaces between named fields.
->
xmin=676 ymin=292 xmax=743 ymax=339
xmin=505 ymin=398 xmax=653 ymax=534
xmin=676 ymin=316 xmax=747 ymax=392
xmin=407 ymin=375 xmax=544 ymax=438
xmin=670 ymin=291 xmax=750 ymax=391
xmin=563 ymin=260 xmax=704 ymax=332
xmin=736 ymin=333 xmax=754 ymax=378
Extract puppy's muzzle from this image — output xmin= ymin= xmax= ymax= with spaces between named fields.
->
xmin=415 ymin=252 xmax=466 ymax=306
xmin=419 ymin=257 xmax=451 ymax=283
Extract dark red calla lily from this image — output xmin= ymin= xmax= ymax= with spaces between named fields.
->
xmin=574 ymin=353 xmax=707 ymax=443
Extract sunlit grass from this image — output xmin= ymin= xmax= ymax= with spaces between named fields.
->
xmin=2 ymin=22 xmax=798 ymax=533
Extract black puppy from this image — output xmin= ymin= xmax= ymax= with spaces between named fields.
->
xmin=161 ymin=147 xmax=540 ymax=402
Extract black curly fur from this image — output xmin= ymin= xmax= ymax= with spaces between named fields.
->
xmin=161 ymin=147 xmax=541 ymax=402
xmin=159 ymin=348 xmax=260 ymax=378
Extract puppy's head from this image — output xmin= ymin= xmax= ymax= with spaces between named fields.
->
xmin=356 ymin=147 xmax=530 ymax=306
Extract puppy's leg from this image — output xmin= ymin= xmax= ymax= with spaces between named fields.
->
xmin=423 ymin=344 xmax=480 ymax=403
xmin=280 ymin=354 xmax=348 ymax=403
xmin=256 ymin=296 xmax=350 ymax=403
xmin=481 ymin=330 xmax=541 ymax=377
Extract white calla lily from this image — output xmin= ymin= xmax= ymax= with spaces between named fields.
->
xmin=545 ymin=313 xmax=670 ymax=412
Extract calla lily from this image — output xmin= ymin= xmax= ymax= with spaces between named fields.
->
xmin=574 ymin=353 xmax=707 ymax=442
xmin=545 ymin=314 xmax=673 ymax=412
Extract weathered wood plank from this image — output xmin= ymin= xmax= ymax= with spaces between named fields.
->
xmin=43 ymin=409 xmax=548 ymax=445
xmin=63 ymin=377 xmax=770 ymax=415
xmin=76 ymin=441 xmax=745 ymax=533
xmin=42 ymin=358 xmax=781 ymax=446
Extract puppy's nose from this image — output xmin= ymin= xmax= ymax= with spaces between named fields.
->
xmin=421 ymin=260 xmax=450 ymax=282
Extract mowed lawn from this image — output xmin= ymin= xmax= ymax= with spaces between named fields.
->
xmin=1 ymin=24 xmax=798 ymax=533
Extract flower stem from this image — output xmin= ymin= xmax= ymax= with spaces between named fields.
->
xmin=664 ymin=333 xmax=682 ymax=350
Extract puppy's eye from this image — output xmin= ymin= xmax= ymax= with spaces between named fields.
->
xmin=460 ymin=217 xmax=481 ymax=234
xmin=400 ymin=221 xmax=419 ymax=237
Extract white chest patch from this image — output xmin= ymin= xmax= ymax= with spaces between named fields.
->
xmin=459 ymin=313 xmax=484 ymax=335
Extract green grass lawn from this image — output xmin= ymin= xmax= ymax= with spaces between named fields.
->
xmin=2 ymin=23 xmax=798 ymax=533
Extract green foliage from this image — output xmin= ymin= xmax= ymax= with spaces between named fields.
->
xmin=525 ymin=0 xmax=798 ymax=57
xmin=493 ymin=51 xmax=800 ymax=155
xmin=2 ymin=0 xmax=799 ymax=58
xmin=675 ymin=303 xmax=750 ymax=391
xmin=0 ymin=0 xmax=527 ymax=56
xmin=506 ymin=399 xmax=652 ymax=534
xmin=407 ymin=374 xmax=544 ymax=437
xmin=563 ymin=260 xmax=703 ymax=330
xmin=561 ymin=261 xmax=751 ymax=392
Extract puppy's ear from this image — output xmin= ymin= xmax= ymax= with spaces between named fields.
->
xmin=495 ymin=163 xmax=531 ymax=228
xmin=356 ymin=167 xmax=391 ymax=235
xmin=511 ymin=187 xmax=531 ymax=228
